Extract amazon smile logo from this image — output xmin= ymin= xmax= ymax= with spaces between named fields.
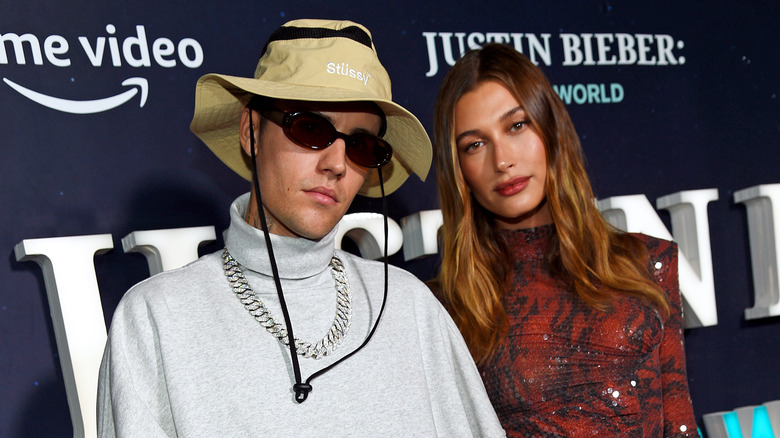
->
xmin=4 ymin=77 xmax=149 ymax=114
xmin=1 ymin=24 xmax=203 ymax=114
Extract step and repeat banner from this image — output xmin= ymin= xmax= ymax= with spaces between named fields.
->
xmin=1 ymin=1 xmax=777 ymax=436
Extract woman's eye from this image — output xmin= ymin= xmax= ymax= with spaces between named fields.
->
xmin=462 ymin=141 xmax=483 ymax=152
xmin=511 ymin=120 xmax=528 ymax=131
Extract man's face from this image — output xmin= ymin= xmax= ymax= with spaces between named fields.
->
xmin=240 ymin=99 xmax=382 ymax=240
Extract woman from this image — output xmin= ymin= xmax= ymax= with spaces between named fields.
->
xmin=433 ymin=43 xmax=698 ymax=437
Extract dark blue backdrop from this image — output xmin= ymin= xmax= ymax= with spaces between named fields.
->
xmin=1 ymin=1 xmax=778 ymax=436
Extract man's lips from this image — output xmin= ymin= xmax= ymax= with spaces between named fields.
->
xmin=494 ymin=176 xmax=530 ymax=196
xmin=305 ymin=187 xmax=339 ymax=205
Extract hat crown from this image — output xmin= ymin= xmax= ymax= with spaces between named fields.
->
xmin=254 ymin=19 xmax=392 ymax=101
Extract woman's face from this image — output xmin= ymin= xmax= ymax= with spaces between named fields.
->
xmin=454 ymin=80 xmax=552 ymax=230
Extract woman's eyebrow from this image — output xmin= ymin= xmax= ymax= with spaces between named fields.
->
xmin=455 ymin=128 xmax=478 ymax=145
xmin=500 ymin=106 xmax=525 ymax=122
xmin=455 ymin=106 xmax=526 ymax=144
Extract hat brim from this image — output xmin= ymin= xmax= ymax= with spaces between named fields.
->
xmin=190 ymin=73 xmax=431 ymax=197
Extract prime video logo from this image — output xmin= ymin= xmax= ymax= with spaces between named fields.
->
xmin=0 ymin=24 xmax=203 ymax=114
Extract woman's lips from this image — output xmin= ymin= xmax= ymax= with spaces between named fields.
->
xmin=494 ymin=176 xmax=530 ymax=196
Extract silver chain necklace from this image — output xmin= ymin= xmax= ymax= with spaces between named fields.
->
xmin=222 ymin=248 xmax=352 ymax=359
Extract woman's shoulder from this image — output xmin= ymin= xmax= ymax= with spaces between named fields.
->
xmin=628 ymin=233 xmax=677 ymax=262
xmin=627 ymin=233 xmax=680 ymax=304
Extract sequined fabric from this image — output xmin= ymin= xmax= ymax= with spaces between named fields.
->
xmin=481 ymin=225 xmax=698 ymax=437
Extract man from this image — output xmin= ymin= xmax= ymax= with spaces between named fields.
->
xmin=97 ymin=19 xmax=504 ymax=437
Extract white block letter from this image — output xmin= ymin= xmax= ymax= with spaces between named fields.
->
xmin=15 ymin=234 xmax=114 ymax=438
xmin=598 ymin=191 xmax=718 ymax=327
xmin=401 ymin=210 xmax=443 ymax=261
xmin=337 ymin=213 xmax=402 ymax=260
xmin=122 ymin=226 xmax=216 ymax=275
xmin=735 ymin=184 xmax=780 ymax=319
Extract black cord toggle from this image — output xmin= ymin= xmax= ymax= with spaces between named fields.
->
xmin=294 ymin=383 xmax=313 ymax=403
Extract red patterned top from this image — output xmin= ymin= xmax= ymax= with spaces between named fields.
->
xmin=481 ymin=225 xmax=698 ymax=437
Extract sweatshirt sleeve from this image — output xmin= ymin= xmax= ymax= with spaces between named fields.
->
xmin=415 ymin=290 xmax=505 ymax=438
xmin=96 ymin=291 xmax=176 ymax=437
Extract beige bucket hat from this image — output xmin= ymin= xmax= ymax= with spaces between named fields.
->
xmin=190 ymin=19 xmax=431 ymax=197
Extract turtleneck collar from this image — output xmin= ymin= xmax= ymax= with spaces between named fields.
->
xmin=223 ymin=193 xmax=337 ymax=279
xmin=499 ymin=223 xmax=556 ymax=264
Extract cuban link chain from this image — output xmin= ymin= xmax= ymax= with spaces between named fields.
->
xmin=222 ymin=248 xmax=352 ymax=359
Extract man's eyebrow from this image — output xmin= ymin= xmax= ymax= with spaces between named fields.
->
xmin=314 ymin=110 xmax=336 ymax=125
xmin=313 ymin=111 xmax=381 ymax=136
xmin=350 ymin=126 xmax=378 ymax=135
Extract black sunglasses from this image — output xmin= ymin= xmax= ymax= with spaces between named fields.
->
xmin=259 ymin=108 xmax=393 ymax=168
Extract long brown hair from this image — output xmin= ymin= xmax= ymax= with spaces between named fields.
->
xmin=433 ymin=43 xmax=669 ymax=365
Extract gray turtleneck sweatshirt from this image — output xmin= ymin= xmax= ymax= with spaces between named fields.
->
xmin=97 ymin=193 xmax=504 ymax=437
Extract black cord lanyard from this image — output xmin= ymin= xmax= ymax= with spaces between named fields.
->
xmin=248 ymin=109 xmax=389 ymax=403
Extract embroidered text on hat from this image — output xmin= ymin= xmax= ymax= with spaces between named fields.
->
xmin=326 ymin=62 xmax=372 ymax=86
